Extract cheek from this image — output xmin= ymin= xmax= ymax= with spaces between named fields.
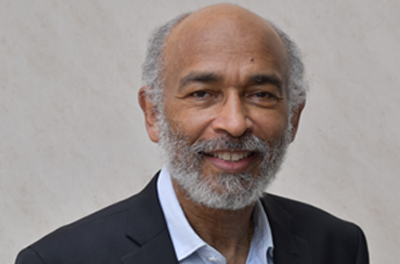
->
xmin=252 ymin=112 xmax=288 ymax=140
xmin=165 ymin=108 xmax=213 ymax=142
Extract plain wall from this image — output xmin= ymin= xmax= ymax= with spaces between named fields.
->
xmin=1 ymin=0 xmax=399 ymax=263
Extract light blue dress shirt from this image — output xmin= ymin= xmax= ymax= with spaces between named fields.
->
xmin=157 ymin=166 xmax=274 ymax=264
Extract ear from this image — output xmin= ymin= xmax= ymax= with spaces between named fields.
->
xmin=289 ymin=101 xmax=305 ymax=142
xmin=138 ymin=86 xmax=160 ymax=143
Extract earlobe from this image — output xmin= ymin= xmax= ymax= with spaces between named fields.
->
xmin=138 ymin=86 xmax=160 ymax=143
xmin=289 ymin=101 xmax=305 ymax=142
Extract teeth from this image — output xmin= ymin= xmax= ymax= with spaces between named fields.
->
xmin=222 ymin=153 xmax=231 ymax=161
xmin=213 ymin=152 xmax=251 ymax=162
xmin=231 ymin=153 xmax=241 ymax=161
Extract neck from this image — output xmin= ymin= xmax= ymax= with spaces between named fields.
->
xmin=173 ymin=180 xmax=255 ymax=264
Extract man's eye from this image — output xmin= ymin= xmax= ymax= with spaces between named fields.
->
xmin=192 ymin=91 xmax=209 ymax=98
xmin=254 ymin=92 xmax=275 ymax=99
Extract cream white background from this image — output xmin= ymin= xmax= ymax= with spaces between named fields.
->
xmin=1 ymin=0 xmax=399 ymax=263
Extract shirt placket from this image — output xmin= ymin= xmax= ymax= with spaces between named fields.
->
xmin=197 ymin=245 xmax=226 ymax=264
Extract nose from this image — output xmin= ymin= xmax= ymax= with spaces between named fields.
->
xmin=211 ymin=93 xmax=253 ymax=137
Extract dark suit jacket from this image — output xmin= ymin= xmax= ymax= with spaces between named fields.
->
xmin=16 ymin=174 xmax=369 ymax=264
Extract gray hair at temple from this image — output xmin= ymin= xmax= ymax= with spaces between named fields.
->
xmin=141 ymin=12 xmax=308 ymax=117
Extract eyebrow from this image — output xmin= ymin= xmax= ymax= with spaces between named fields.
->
xmin=179 ymin=72 xmax=222 ymax=91
xmin=247 ymin=74 xmax=283 ymax=94
xmin=178 ymin=71 xmax=283 ymax=94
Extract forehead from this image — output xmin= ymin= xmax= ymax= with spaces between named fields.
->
xmin=162 ymin=7 xmax=289 ymax=80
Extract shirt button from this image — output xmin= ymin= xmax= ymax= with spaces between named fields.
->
xmin=209 ymin=256 xmax=218 ymax=262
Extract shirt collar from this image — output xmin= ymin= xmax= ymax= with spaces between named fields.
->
xmin=157 ymin=166 xmax=274 ymax=263
xmin=248 ymin=199 xmax=274 ymax=263
xmin=157 ymin=165 xmax=206 ymax=260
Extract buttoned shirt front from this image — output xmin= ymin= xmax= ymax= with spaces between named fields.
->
xmin=157 ymin=166 xmax=274 ymax=264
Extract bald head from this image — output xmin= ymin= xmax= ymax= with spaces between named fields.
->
xmin=141 ymin=4 xmax=307 ymax=115
xmin=163 ymin=4 xmax=289 ymax=88
xmin=166 ymin=3 xmax=286 ymax=50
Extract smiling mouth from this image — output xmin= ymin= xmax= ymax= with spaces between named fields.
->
xmin=203 ymin=151 xmax=255 ymax=162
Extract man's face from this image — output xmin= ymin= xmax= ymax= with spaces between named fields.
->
xmin=144 ymin=8 xmax=296 ymax=209
xmin=157 ymin=112 xmax=291 ymax=210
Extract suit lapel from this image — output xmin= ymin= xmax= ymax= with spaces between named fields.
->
xmin=122 ymin=228 xmax=177 ymax=264
xmin=261 ymin=194 xmax=313 ymax=264
xmin=120 ymin=175 xmax=313 ymax=264
xmin=122 ymin=174 xmax=178 ymax=264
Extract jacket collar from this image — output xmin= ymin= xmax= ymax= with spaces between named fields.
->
xmin=261 ymin=194 xmax=313 ymax=264
xmin=120 ymin=173 xmax=312 ymax=264
xmin=122 ymin=173 xmax=178 ymax=264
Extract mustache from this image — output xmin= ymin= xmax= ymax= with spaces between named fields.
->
xmin=190 ymin=133 xmax=269 ymax=154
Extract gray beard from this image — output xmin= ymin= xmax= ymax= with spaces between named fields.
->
xmin=157 ymin=113 xmax=291 ymax=210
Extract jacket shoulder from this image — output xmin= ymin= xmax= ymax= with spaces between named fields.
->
xmin=15 ymin=173 xmax=163 ymax=264
xmin=263 ymin=193 xmax=358 ymax=230
xmin=262 ymin=193 xmax=369 ymax=264
xmin=16 ymin=194 xmax=139 ymax=264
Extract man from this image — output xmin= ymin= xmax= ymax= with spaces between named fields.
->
xmin=16 ymin=3 xmax=368 ymax=264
